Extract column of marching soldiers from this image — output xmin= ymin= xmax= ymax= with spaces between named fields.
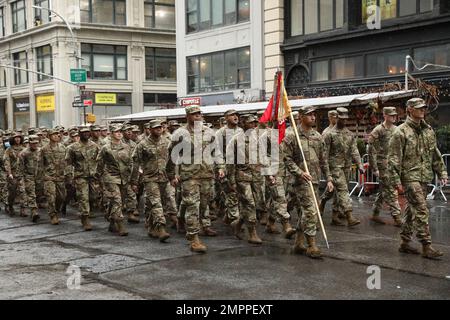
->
xmin=0 ymin=97 xmax=447 ymax=260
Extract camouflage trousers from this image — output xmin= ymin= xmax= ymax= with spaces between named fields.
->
xmin=220 ymin=179 xmax=239 ymax=221
xmin=320 ymin=188 xmax=338 ymax=213
xmin=74 ymin=177 xmax=99 ymax=217
xmin=89 ymin=179 xmax=103 ymax=212
xmin=161 ymin=183 xmax=177 ymax=219
xmin=35 ymin=174 xmax=46 ymax=205
xmin=103 ymin=182 xmax=126 ymax=222
xmin=24 ymin=176 xmax=38 ymax=210
xmin=266 ymin=176 xmax=290 ymax=222
xmin=401 ymin=182 xmax=432 ymax=244
xmin=236 ymin=181 xmax=257 ymax=225
xmin=180 ymin=179 xmax=212 ymax=236
xmin=251 ymin=176 xmax=267 ymax=219
xmin=0 ymin=174 xmax=7 ymax=206
xmin=44 ymin=180 xmax=66 ymax=217
xmin=330 ymin=168 xmax=352 ymax=214
xmin=373 ymin=175 xmax=401 ymax=217
xmin=143 ymin=181 xmax=170 ymax=227
xmin=7 ymin=177 xmax=25 ymax=209
xmin=286 ymin=175 xmax=301 ymax=215
xmin=293 ymin=182 xmax=319 ymax=237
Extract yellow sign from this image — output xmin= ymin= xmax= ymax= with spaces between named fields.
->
xmin=86 ymin=113 xmax=97 ymax=123
xmin=95 ymin=93 xmax=117 ymax=104
xmin=36 ymin=95 xmax=55 ymax=112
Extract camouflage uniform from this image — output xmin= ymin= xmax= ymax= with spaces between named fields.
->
xmin=388 ymin=116 xmax=447 ymax=245
xmin=0 ymin=142 xmax=6 ymax=208
xmin=4 ymin=142 xmax=26 ymax=212
xmin=122 ymin=135 xmax=138 ymax=216
xmin=368 ymin=119 xmax=401 ymax=219
xmin=20 ymin=145 xmax=40 ymax=211
xmin=40 ymin=139 xmax=67 ymax=219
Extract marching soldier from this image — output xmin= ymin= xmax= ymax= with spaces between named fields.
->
xmin=131 ymin=120 xmax=172 ymax=242
xmin=322 ymin=110 xmax=338 ymax=136
xmin=389 ymin=98 xmax=448 ymax=260
xmin=65 ymin=126 xmax=100 ymax=231
xmin=323 ymin=108 xmax=364 ymax=227
xmin=283 ymin=106 xmax=334 ymax=258
xmin=20 ymin=135 xmax=41 ymax=222
xmin=0 ymin=131 xmax=6 ymax=212
xmin=40 ymin=129 xmax=67 ymax=225
xmin=96 ymin=124 xmax=132 ymax=237
xmin=90 ymin=125 xmax=102 ymax=145
xmin=368 ymin=107 xmax=402 ymax=227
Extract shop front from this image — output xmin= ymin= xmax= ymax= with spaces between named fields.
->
xmin=80 ymin=92 xmax=132 ymax=124
xmin=13 ymin=98 xmax=30 ymax=131
xmin=36 ymin=94 xmax=55 ymax=128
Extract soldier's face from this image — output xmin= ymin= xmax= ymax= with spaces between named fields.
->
xmin=227 ymin=114 xmax=239 ymax=125
xmin=409 ymin=107 xmax=427 ymax=121
xmin=302 ymin=113 xmax=316 ymax=127
xmin=50 ymin=134 xmax=60 ymax=143
xmin=80 ymin=132 xmax=91 ymax=141
xmin=91 ymin=131 xmax=101 ymax=138
xmin=112 ymin=131 xmax=123 ymax=141
xmin=384 ymin=114 xmax=397 ymax=125
xmin=188 ymin=112 xmax=203 ymax=124
xmin=151 ymin=127 xmax=163 ymax=138
xmin=101 ymin=130 xmax=108 ymax=137
xmin=124 ymin=130 xmax=132 ymax=139
xmin=73 ymin=136 xmax=80 ymax=143
xmin=14 ymin=137 xmax=21 ymax=145
xmin=244 ymin=121 xmax=257 ymax=130
xmin=30 ymin=143 xmax=38 ymax=151
xmin=329 ymin=116 xmax=337 ymax=126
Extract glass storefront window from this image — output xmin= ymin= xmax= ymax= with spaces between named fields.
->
xmin=367 ymin=50 xmax=408 ymax=76
xmin=312 ymin=60 xmax=329 ymax=82
xmin=331 ymin=56 xmax=364 ymax=80
xmin=414 ymin=44 xmax=450 ymax=71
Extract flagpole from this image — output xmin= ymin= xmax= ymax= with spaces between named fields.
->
xmin=289 ymin=112 xmax=330 ymax=249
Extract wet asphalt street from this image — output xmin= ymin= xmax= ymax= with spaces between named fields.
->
xmin=0 ymin=197 xmax=449 ymax=300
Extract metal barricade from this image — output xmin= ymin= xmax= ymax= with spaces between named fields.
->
xmin=357 ymin=154 xmax=380 ymax=198
xmin=348 ymin=164 xmax=360 ymax=197
xmin=427 ymin=154 xmax=449 ymax=202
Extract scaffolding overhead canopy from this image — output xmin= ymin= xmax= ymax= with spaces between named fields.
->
xmin=107 ymin=90 xmax=417 ymax=122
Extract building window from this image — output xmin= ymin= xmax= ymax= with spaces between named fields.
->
xmin=414 ymin=44 xmax=450 ymax=72
xmin=290 ymin=0 xmax=344 ymax=37
xmin=144 ymin=93 xmax=177 ymax=110
xmin=13 ymin=51 xmax=28 ymax=85
xmin=36 ymin=45 xmax=53 ymax=81
xmin=81 ymin=44 xmax=127 ymax=80
xmin=331 ymin=56 xmax=364 ymax=80
xmin=362 ymin=0 xmax=433 ymax=23
xmin=311 ymin=60 xmax=329 ymax=82
xmin=0 ymin=68 xmax=6 ymax=87
xmin=0 ymin=7 xmax=5 ymax=38
xmin=144 ymin=0 xmax=175 ymax=29
xmin=187 ymin=47 xmax=250 ymax=94
xmin=34 ymin=0 xmax=51 ymax=26
xmin=80 ymin=0 xmax=126 ymax=25
xmin=12 ymin=0 xmax=27 ymax=33
xmin=145 ymin=48 xmax=176 ymax=81
xmin=367 ymin=50 xmax=408 ymax=76
xmin=186 ymin=0 xmax=250 ymax=34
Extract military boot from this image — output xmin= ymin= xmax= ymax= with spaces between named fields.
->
xmin=259 ymin=212 xmax=269 ymax=226
xmin=116 ymin=220 xmax=129 ymax=237
xmin=177 ymin=217 xmax=186 ymax=234
xmin=331 ymin=211 xmax=345 ymax=226
xmin=230 ymin=219 xmax=244 ymax=240
xmin=247 ymin=225 xmax=263 ymax=245
xmin=148 ymin=225 xmax=158 ymax=239
xmin=188 ymin=234 xmax=207 ymax=253
xmin=201 ymin=227 xmax=218 ymax=237
xmin=305 ymin=235 xmax=323 ymax=259
xmin=20 ymin=208 xmax=28 ymax=217
xmin=265 ymin=217 xmax=281 ymax=234
xmin=345 ymin=211 xmax=360 ymax=227
xmin=393 ymin=216 xmax=402 ymax=228
xmin=155 ymin=225 xmax=170 ymax=242
xmin=370 ymin=215 xmax=386 ymax=225
xmin=50 ymin=215 xmax=60 ymax=225
xmin=422 ymin=243 xmax=444 ymax=260
xmin=108 ymin=220 xmax=118 ymax=233
xmin=282 ymin=220 xmax=296 ymax=239
xmin=31 ymin=209 xmax=40 ymax=223
xmin=81 ymin=216 xmax=93 ymax=231
xmin=398 ymin=240 xmax=420 ymax=255
xmin=128 ymin=212 xmax=140 ymax=224
xmin=291 ymin=232 xmax=307 ymax=255
xmin=169 ymin=215 xmax=178 ymax=230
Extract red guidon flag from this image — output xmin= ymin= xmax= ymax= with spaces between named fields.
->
xmin=259 ymin=71 xmax=292 ymax=144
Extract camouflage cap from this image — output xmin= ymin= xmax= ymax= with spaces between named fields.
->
xmin=90 ymin=125 xmax=101 ymax=131
xmin=110 ymin=124 xmax=123 ymax=132
xmin=143 ymin=122 xmax=151 ymax=129
xmin=300 ymin=105 xmax=316 ymax=115
xmin=244 ymin=115 xmax=259 ymax=123
xmin=13 ymin=131 xmax=22 ymax=138
xmin=28 ymin=128 xmax=37 ymax=135
xmin=158 ymin=117 xmax=168 ymax=124
xmin=336 ymin=107 xmax=349 ymax=119
xmin=100 ymin=125 xmax=108 ymax=131
xmin=79 ymin=126 xmax=91 ymax=133
xmin=149 ymin=119 xmax=163 ymax=129
xmin=383 ymin=107 xmax=398 ymax=116
xmin=16 ymin=129 xmax=23 ymax=133
xmin=185 ymin=105 xmax=202 ymax=115
xmin=406 ymin=98 xmax=427 ymax=109
xmin=121 ymin=124 xmax=132 ymax=131
xmin=47 ymin=129 xmax=59 ymax=135
xmin=168 ymin=120 xmax=181 ymax=127
xmin=68 ymin=126 xmax=78 ymax=133
xmin=132 ymin=125 xmax=141 ymax=133
xmin=39 ymin=126 xmax=48 ymax=132
xmin=328 ymin=110 xmax=338 ymax=117
xmin=224 ymin=109 xmax=239 ymax=117
xmin=28 ymin=135 xmax=39 ymax=144
xmin=70 ymin=131 xmax=79 ymax=137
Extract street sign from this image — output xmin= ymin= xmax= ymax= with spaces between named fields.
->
xmin=70 ymin=69 xmax=87 ymax=83
xmin=72 ymin=101 xmax=85 ymax=108
xmin=83 ymin=99 xmax=93 ymax=107
xmin=179 ymin=97 xmax=201 ymax=107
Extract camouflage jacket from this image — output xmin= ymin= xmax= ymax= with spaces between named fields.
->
xmin=226 ymin=129 xmax=259 ymax=184
xmin=132 ymin=135 xmax=169 ymax=184
xmin=4 ymin=145 xmax=24 ymax=177
xmin=259 ymin=128 xmax=286 ymax=178
xmin=65 ymin=141 xmax=100 ymax=179
xmin=368 ymin=122 xmax=397 ymax=174
xmin=215 ymin=125 xmax=244 ymax=160
xmin=20 ymin=147 xmax=41 ymax=178
xmin=388 ymin=117 xmax=448 ymax=184
xmin=321 ymin=125 xmax=335 ymax=137
xmin=283 ymin=126 xmax=331 ymax=184
xmin=123 ymin=138 xmax=136 ymax=150
xmin=323 ymin=126 xmax=362 ymax=171
xmin=41 ymin=143 xmax=67 ymax=181
xmin=162 ymin=131 xmax=172 ymax=144
xmin=167 ymin=124 xmax=223 ymax=181
xmin=97 ymin=141 xmax=133 ymax=185
xmin=0 ymin=146 xmax=5 ymax=176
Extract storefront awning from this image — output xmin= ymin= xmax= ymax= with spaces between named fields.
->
xmin=106 ymin=90 xmax=417 ymax=122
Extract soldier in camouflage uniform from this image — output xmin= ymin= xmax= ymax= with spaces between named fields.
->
xmin=0 ymin=131 xmax=7 ymax=212
xmin=4 ymin=132 xmax=27 ymax=217
xmin=368 ymin=107 xmax=402 ymax=227
xmin=131 ymin=120 xmax=172 ymax=242
xmin=65 ymin=126 xmax=100 ymax=231
xmin=20 ymin=135 xmax=41 ymax=222
xmin=323 ymin=108 xmax=364 ymax=227
xmin=62 ymin=130 xmax=79 ymax=216
xmin=167 ymin=105 xmax=224 ymax=253
xmin=283 ymin=106 xmax=334 ymax=258
xmin=96 ymin=124 xmax=133 ymax=237
xmin=41 ymin=129 xmax=67 ymax=225
xmin=227 ymin=115 xmax=263 ymax=245
xmin=388 ymin=98 xmax=448 ymax=260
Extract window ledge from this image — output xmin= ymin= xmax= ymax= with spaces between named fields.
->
xmin=185 ymin=21 xmax=251 ymax=39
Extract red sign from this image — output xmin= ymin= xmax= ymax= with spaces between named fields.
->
xmin=83 ymin=99 xmax=93 ymax=107
xmin=179 ymin=97 xmax=201 ymax=107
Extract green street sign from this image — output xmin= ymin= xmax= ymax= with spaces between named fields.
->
xmin=70 ymin=69 xmax=87 ymax=83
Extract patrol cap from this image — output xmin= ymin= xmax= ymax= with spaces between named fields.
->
xmin=328 ymin=110 xmax=338 ymax=117
xmin=158 ymin=117 xmax=168 ymax=124
xmin=23 ymin=137 xmax=29 ymax=144
xmin=79 ymin=126 xmax=91 ymax=133
xmin=110 ymin=124 xmax=123 ymax=132
xmin=144 ymin=122 xmax=151 ymax=129
xmin=185 ymin=105 xmax=202 ymax=115
xmin=224 ymin=109 xmax=239 ymax=117
xmin=149 ymin=119 xmax=162 ymax=129
xmin=39 ymin=126 xmax=48 ymax=132
xmin=383 ymin=107 xmax=398 ymax=116
xmin=70 ymin=131 xmax=79 ymax=138
xmin=29 ymin=135 xmax=39 ymax=144
xmin=17 ymin=129 xmax=23 ymax=133
xmin=300 ymin=105 xmax=316 ymax=115
xmin=90 ymin=125 xmax=101 ymax=131
xmin=121 ymin=124 xmax=132 ymax=131
xmin=47 ymin=129 xmax=59 ymax=136
xmin=337 ymin=107 xmax=349 ymax=119
xmin=100 ymin=125 xmax=108 ymax=131
xmin=13 ymin=131 xmax=22 ymax=138
xmin=168 ymin=120 xmax=181 ymax=127
xmin=28 ymin=128 xmax=37 ymax=135
xmin=68 ymin=126 xmax=78 ymax=133
xmin=244 ymin=115 xmax=259 ymax=123
xmin=132 ymin=125 xmax=141 ymax=133
xmin=406 ymin=98 xmax=427 ymax=109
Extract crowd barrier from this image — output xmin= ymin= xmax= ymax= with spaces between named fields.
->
xmin=427 ymin=154 xmax=450 ymax=202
